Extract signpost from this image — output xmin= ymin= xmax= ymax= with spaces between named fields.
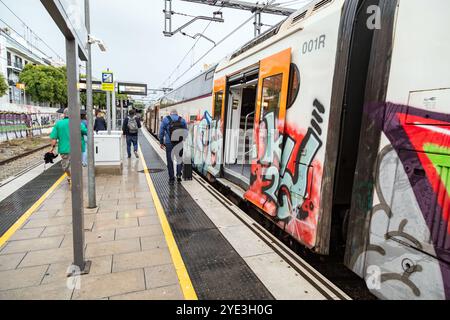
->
xmin=102 ymin=70 xmax=114 ymax=133
xmin=41 ymin=0 xmax=90 ymax=274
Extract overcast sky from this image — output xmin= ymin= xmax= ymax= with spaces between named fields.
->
xmin=1 ymin=0 xmax=313 ymax=99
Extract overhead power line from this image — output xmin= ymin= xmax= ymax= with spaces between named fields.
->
xmin=0 ymin=0 xmax=64 ymax=62
xmin=166 ymin=0 xmax=277 ymax=90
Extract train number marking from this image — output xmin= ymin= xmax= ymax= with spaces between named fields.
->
xmin=302 ymin=34 xmax=326 ymax=55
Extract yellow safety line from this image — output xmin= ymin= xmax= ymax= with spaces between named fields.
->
xmin=0 ymin=173 xmax=67 ymax=248
xmin=138 ymin=146 xmax=198 ymax=300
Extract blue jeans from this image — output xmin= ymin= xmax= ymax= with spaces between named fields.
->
xmin=165 ymin=143 xmax=183 ymax=180
xmin=126 ymin=135 xmax=138 ymax=157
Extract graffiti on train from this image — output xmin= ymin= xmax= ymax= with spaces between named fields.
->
xmin=352 ymin=103 xmax=450 ymax=300
xmin=187 ymin=111 xmax=222 ymax=176
xmin=245 ymin=99 xmax=325 ymax=247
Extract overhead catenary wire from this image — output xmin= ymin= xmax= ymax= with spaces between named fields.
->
xmin=0 ymin=0 xmax=64 ymax=61
xmin=166 ymin=0 xmax=277 ymax=90
xmin=159 ymin=5 xmax=226 ymax=89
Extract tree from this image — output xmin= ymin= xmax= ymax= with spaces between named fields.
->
xmin=0 ymin=72 xmax=8 ymax=97
xmin=19 ymin=64 xmax=67 ymax=106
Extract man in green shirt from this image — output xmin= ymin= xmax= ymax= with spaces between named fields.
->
xmin=49 ymin=108 xmax=88 ymax=184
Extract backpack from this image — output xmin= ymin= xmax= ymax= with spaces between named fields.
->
xmin=167 ymin=116 xmax=185 ymax=144
xmin=127 ymin=116 xmax=138 ymax=134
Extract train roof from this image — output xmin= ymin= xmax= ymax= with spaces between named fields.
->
xmin=217 ymin=0 xmax=336 ymax=71
xmin=157 ymin=64 xmax=217 ymax=109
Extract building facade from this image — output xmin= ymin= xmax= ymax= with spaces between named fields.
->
xmin=0 ymin=27 xmax=55 ymax=106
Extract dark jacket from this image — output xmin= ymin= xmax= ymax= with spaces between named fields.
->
xmin=122 ymin=116 xmax=142 ymax=136
xmin=94 ymin=117 xmax=107 ymax=132
xmin=159 ymin=114 xmax=188 ymax=145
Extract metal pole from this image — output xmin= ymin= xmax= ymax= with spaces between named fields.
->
xmin=106 ymin=91 xmax=111 ymax=134
xmin=85 ymin=0 xmax=96 ymax=209
xmin=120 ymin=99 xmax=123 ymax=128
xmin=66 ymin=38 xmax=88 ymax=272
xmin=112 ymin=82 xmax=116 ymax=131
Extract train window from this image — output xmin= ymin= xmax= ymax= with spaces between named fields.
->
xmin=287 ymin=63 xmax=300 ymax=109
xmin=205 ymin=70 xmax=214 ymax=80
xmin=261 ymin=74 xmax=282 ymax=119
xmin=214 ymin=91 xmax=223 ymax=120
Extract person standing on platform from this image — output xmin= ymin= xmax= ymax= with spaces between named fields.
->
xmin=94 ymin=111 xmax=107 ymax=133
xmin=122 ymin=109 xmax=141 ymax=159
xmin=49 ymin=108 xmax=88 ymax=185
xmin=159 ymin=109 xmax=187 ymax=185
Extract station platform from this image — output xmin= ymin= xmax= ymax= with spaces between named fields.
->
xmin=0 ymin=129 xmax=350 ymax=300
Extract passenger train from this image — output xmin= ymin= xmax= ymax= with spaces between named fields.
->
xmin=145 ymin=0 xmax=450 ymax=300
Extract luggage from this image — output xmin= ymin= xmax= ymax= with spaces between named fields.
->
xmin=183 ymin=162 xmax=192 ymax=181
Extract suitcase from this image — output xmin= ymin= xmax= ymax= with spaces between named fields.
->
xmin=183 ymin=163 xmax=192 ymax=181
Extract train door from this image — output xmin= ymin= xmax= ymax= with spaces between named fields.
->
xmin=205 ymin=77 xmax=225 ymax=176
xmin=223 ymin=67 xmax=259 ymax=187
xmin=244 ymin=48 xmax=291 ymax=215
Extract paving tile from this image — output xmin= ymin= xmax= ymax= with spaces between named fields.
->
xmin=115 ymin=225 xmax=163 ymax=240
xmin=198 ymin=206 xmax=242 ymax=228
xmin=86 ymin=238 xmax=141 ymax=258
xmin=40 ymin=221 xmax=94 ymax=237
xmin=0 ymin=265 xmax=48 ymax=291
xmin=0 ymin=253 xmax=26 ymax=271
xmin=9 ymin=228 xmax=44 ymax=241
xmin=72 ymin=269 xmax=145 ymax=300
xmin=112 ymin=248 xmax=172 ymax=272
xmin=92 ymin=218 xmax=138 ymax=231
xmin=0 ymin=280 xmax=73 ymax=300
xmin=23 ymin=216 xmax=72 ymax=229
xmin=29 ymin=210 xmax=59 ymax=220
xmin=85 ymin=212 xmax=117 ymax=221
xmin=1 ymin=236 xmax=64 ymax=254
xmin=109 ymin=284 xmax=183 ymax=300
xmin=60 ymin=229 xmax=115 ymax=247
xmin=219 ymin=225 xmax=272 ymax=258
xmin=244 ymin=253 xmax=326 ymax=300
xmin=140 ymin=235 xmax=168 ymax=251
xmin=118 ymin=208 xmax=156 ymax=219
xmin=136 ymin=202 xmax=155 ymax=209
xmin=19 ymin=247 xmax=73 ymax=268
xmin=41 ymin=255 xmax=112 ymax=285
xmin=144 ymin=264 xmax=178 ymax=289
xmin=138 ymin=216 xmax=160 ymax=226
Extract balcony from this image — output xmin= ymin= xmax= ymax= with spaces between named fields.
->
xmin=6 ymin=62 xmax=23 ymax=70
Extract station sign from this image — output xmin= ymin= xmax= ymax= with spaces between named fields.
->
xmin=117 ymin=82 xmax=147 ymax=96
xmin=78 ymin=79 xmax=103 ymax=93
xmin=101 ymin=71 xmax=114 ymax=92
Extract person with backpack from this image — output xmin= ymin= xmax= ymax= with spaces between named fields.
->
xmin=122 ymin=109 xmax=142 ymax=158
xmin=159 ymin=109 xmax=188 ymax=184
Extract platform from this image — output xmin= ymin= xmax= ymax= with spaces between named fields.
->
xmin=0 ymin=129 xmax=350 ymax=300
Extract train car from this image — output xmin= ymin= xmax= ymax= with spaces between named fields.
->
xmin=149 ymin=0 xmax=450 ymax=299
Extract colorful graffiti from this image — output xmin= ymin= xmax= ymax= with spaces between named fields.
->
xmin=244 ymin=99 xmax=325 ymax=247
xmin=187 ymin=111 xmax=223 ymax=176
xmin=352 ymin=103 xmax=450 ymax=299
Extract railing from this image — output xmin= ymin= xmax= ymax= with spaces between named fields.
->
xmin=241 ymin=111 xmax=255 ymax=174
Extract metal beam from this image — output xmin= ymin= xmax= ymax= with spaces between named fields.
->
xmin=180 ymin=0 xmax=296 ymax=16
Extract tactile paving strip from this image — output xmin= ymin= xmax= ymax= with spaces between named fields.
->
xmin=139 ymin=133 xmax=274 ymax=300
xmin=0 ymin=163 xmax=63 ymax=237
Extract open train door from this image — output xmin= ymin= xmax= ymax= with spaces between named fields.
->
xmin=244 ymin=48 xmax=291 ymax=215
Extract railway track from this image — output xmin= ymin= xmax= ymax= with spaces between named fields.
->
xmin=0 ymin=144 xmax=51 ymax=187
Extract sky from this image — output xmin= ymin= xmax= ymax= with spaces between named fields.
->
xmin=0 ymin=0 xmax=313 ymax=100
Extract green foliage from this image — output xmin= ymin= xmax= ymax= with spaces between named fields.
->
xmin=19 ymin=64 xmax=67 ymax=106
xmin=0 ymin=72 xmax=7 ymax=97
xmin=80 ymin=92 xmax=128 ymax=109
